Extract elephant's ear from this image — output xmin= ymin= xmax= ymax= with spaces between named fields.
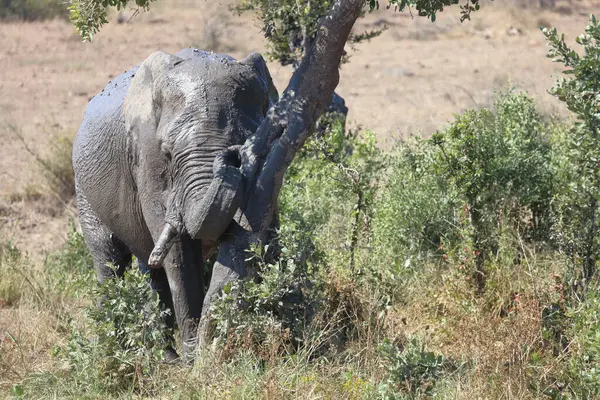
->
xmin=125 ymin=50 xmax=187 ymax=238
xmin=124 ymin=51 xmax=184 ymax=146
xmin=239 ymin=52 xmax=279 ymax=115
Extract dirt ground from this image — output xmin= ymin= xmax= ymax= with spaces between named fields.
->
xmin=0 ymin=0 xmax=597 ymax=256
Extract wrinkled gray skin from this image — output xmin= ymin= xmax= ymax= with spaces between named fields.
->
xmin=72 ymin=48 xmax=278 ymax=362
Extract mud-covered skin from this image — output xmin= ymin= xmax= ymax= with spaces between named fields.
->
xmin=72 ymin=48 xmax=278 ymax=362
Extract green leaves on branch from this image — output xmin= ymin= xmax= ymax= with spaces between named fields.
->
xmin=374 ymin=0 xmax=481 ymax=22
xmin=69 ymin=0 xmax=482 ymax=53
xmin=68 ymin=0 xmax=154 ymax=41
xmin=235 ymin=0 xmax=481 ymax=66
xmin=543 ymin=15 xmax=600 ymax=136
xmin=233 ymin=0 xmax=334 ymax=66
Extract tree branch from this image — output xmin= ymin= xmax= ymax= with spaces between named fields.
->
xmin=198 ymin=0 xmax=367 ymax=346
xmin=243 ymin=0 xmax=367 ymax=234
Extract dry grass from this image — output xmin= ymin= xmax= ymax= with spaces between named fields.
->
xmin=0 ymin=249 xmax=61 ymax=393
xmin=0 ymin=224 xmax=581 ymax=399
xmin=0 ymin=308 xmax=63 ymax=389
xmin=8 ymin=125 xmax=75 ymax=204
xmin=374 ymin=243 xmax=569 ymax=399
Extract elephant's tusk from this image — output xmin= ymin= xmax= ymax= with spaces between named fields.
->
xmin=148 ymin=222 xmax=178 ymax=269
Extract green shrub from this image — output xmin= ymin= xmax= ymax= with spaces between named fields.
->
xmin=52 ymin=261 xmax=170 ymax=396
xmin=543 ymin=15 xmax=600 ymax=286
xmin=9 ymin=224 xmax=172 ymax=398
xmin=208 ymin=116 xmax=387 ymax=360
xmin=433 ymin=90 xmax=553 ymax=238
xmin=209 ymin=242 xmax=317 ymax=359
xmin=370 ymin=88 xmax=557 ymax=297
xmin=377 ymin=337 xmax=457 ymax=398
xmin=281 ymin=115 xmax=386 ymax=273
xmin=371 ymin=135 xmax=459 ymax=274
xmin=0 ymin=0 xmax=67 ymax=21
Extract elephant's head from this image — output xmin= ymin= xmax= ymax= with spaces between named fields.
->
xmin=124 ymin=50 xmax=278 ymax=267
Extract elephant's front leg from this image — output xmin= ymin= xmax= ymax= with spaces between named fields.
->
xmin=197 ymin=223 xmax=254 ymax=348
xmin=162 ymin=235 xmax=205 ymax=363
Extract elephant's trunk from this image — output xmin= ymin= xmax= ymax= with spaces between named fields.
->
xmin=183 ymin=145 xmax=244 ymax=240
xmin=148 ymin=146 xmax=244 ymax=269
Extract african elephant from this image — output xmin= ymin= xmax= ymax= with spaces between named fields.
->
xmin=72 ymin=48 xmax=278 ymax=362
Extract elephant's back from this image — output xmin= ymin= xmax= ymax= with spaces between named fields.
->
xmin=175 ymin=48 xmax=237 ymax=64
xmin=80 ymin=49 xmax=233 ymax=128
xmin=73 ymin=65 xmax=139 ymax=161
xmin=85 ymin=65 xmax=139 ymax=121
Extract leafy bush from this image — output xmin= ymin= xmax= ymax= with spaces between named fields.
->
xmin=56 ymin=261 xmax=170 ymax=396
xmin=371 ymin=135 xmax=459 ymax=274
xmin=8 ymin=223 xmax=170 ymax=397
xmin=210 ymin=242 xmax=316 ymax=360
xmin=433 ymin=88 xmax=553 ymax=287
xmin=377 ymin=337 xmax=456 ymax=398
xmin=371 ymin=88 xmax=555 ymax=294
xmin=0 ymin=0 xmax=67 ymax=21
xmin=208 ymin=116 xmax=387 ymax=361
xmin=281 ymin=115 xmax=386 ymax=272
xmin=543 ymin=15 xmax=600 ymax=286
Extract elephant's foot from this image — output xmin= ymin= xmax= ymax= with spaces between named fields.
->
xmin=162 ymin=346 xmax=181 ymax=364
xmin=197 ymin=313 xmax=214 ymax=349
xmin=179 ymin=318 xmax=200 ymax=365
xmin=180 ymin=342 xmax=198 ymax=365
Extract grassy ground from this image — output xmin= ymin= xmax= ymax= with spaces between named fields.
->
xmin=0 ymin=227 xmax=571 ymax=399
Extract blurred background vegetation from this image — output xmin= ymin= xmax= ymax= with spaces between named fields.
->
xmin=0 ymin=0 xmax=67 ymax=21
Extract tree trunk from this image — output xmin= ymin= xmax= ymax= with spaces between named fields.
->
xmin=197 ymin=0 xmax=367 ymax=346
xmin=470 ymin=206 xmax=486 ymax=294
xmin=583 ymin=197 xmax=597 ymax=286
